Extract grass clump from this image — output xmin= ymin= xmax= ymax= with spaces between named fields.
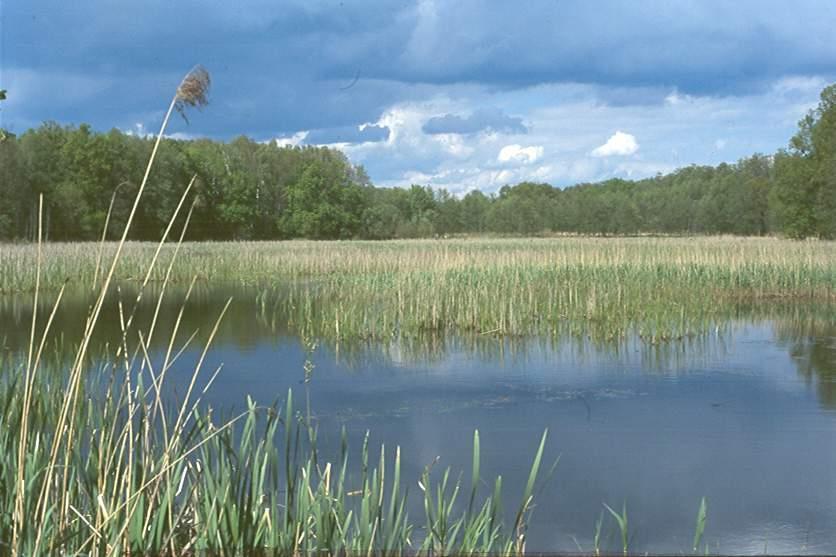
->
xmin=1 ymin=357 xmax=549 ymax=555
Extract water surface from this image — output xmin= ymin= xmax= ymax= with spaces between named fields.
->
xmin=2 ymin=285 xmax=835 ymax=554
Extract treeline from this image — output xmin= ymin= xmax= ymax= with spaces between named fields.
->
xmin=1 ymin=85 xmax=835 ymax=241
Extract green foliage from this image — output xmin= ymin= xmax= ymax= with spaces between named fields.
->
xmin=1 ymin=124 xmax=373 ymax=241
xmin=771 ymin=84 xmax=836 ymax=238
xmin=693 ymin=497 xmax=708 ymax=553
xmin=603 ymin=502 xmax=629 ymax=556
xmin=280 ymin=155 xmax=368 ymax=239
xmin=2 ymin=350 xmax=552 ymax=555
xmin=5 ymin=81 xmax=836 ymax=241
xmin=772 ymin=151 xmax=818 ymax=238
xmin=0 ymin=122 xmax=797 ymax=240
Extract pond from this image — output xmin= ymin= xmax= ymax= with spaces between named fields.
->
xmin=2 ymin=283 xmax=835 ymax=554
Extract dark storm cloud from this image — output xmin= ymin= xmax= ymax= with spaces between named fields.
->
xmin=422 ymin=108 xmax=527 ymax=135
xmin=1 ymin=0 xmax=414 ymax=136
xmin=3 ymin=0 xmax=836 ymax=137
xmin=381 ymin=1 xmax=836 ymax=95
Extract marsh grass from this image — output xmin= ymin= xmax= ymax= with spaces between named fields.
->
xmin=2 ymin=237 xmax=834 ymax=346
xmin=1 ymin=360 xmax=550 ymax=555
xmin=3 ymin=237 xmax=835 ymax=296
xmin=256 ymin=238 xmax=836 ymax=345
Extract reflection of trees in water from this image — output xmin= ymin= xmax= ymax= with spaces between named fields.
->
xmin=3 ymin=285 xmax=835 ymax=407
xmin=320 ymin=330 xmax=739 ymax=375
xmin=0 ymin=282 xmax=278 ymax=357
xmin=773 ymin=312 xmax=836 ymax=409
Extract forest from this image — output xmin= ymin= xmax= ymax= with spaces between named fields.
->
xmin=1 ymin=84 xmax=835 ymax=242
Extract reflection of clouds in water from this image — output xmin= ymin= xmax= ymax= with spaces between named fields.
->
xmin=372 ymin=371 xmax=836 ymax=554
xmin=720 ymin=521 xmax=821 ymax=555
xmin=550 ymin=518 xmax=825 ymax=555
xmin=326 ymin=386 xmax=650 ymax=427
xmin=326 ymin=323 xmax=816 ymax=395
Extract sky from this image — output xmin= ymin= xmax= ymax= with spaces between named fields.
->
xmin=3 ymin=0 xmax=836 ymax=194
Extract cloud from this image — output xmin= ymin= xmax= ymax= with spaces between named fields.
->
xmin=613 ymin=161 xmax=677 ymax=178
xmin=274 ymin=131 xmax=308 ymax=147
xmin=591 ymin=131 xmax=639 ymax=157
xmin=6 ymin=0 xmax=836 ymax=143
xmin=422 ymin=108 xmax=527 ymax=135
xmin=337 ymin=77 xmax=824 ymax=194
xmin=665 ymin=90 xmax=693 ymax=106
xmin=397 ymin=1 xmax=836 ymax=95
xmin=497 ymin=144 xmax=544 ymax=165
xmin=304 ymin=124 xmax=390 ymax=145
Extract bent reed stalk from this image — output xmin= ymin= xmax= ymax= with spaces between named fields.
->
xmin=2 ymin=68 xmax=549 ymax=556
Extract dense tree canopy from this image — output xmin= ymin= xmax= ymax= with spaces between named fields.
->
xmin=770 ymin=85 xmax=836 ymax=238
xmin=1 ymin=83 xmax=835 ymax=241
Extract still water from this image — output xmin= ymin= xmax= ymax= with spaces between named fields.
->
xmin=2 ymin=284 xmax=835 ymax=554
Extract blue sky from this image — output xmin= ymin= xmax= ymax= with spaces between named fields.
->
xmin=3 ymin=0 xmax=836 ymax=193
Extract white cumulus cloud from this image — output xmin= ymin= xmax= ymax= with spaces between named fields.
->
xmin=274 ymin=131 xmax=308 ymax=147
xmin=497 ymin=144 xmax=544 ymax=165
xmin=592 ymin=131 xmax=639 ymax=157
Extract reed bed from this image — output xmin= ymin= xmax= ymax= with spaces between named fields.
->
xmin=0 ymin=354 xmax=549 ymax=555
xmin=1 ymin=236 xmax=835 ymax=295
xmin=2 ymin=237 xmax=835 ymax=345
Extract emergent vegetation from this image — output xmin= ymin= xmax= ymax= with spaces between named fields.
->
xmin=1 ymin=237 xmax=834 ymax=344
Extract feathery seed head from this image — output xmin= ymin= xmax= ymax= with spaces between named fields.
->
xmin=175 ymin=65 xmax=211 ymax=122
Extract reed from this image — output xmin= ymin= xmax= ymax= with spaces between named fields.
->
xmin=2 ymin=237 xmax=834 ymax=347
xmin=2 ymin=237 xmax=835 ymax=296
xmin=2 ymin=354 xmax=554 ymax=555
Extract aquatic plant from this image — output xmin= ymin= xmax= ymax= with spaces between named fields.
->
xmin=2 ymin=237 xmax=834 ymax=347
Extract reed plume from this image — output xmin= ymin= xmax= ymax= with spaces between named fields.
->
xmin=175 ymin=65 xmax=211 ymax=122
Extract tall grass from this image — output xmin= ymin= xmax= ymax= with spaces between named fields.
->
xmin=1 ymin=362 xmax=549 ymax=555
xmin=2 ymin=237 xmax=835 ymax=346
xmin=2 ymin=237 xmax=835 ymax=296
xmin=255 ymin=238 xmax=836 ymax=344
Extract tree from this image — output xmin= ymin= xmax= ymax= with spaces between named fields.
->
xmin=772 ymin=85 xmax=836 ymax=238
xmin=280 ymin=155 xmax=367 ymax=239
xmin=460 ymin=190 xmax=490 ymax=233
xmin=0 ymin=131 xmax=25 ymax=237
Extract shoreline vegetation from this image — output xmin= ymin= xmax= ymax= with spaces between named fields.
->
xmin=1 ymin=236 xmax=834 ymax=344
xmin=3 ymin=236 xmax=834 ymax=294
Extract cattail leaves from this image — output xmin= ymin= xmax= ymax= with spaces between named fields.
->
xmin=693 ymin=496 xmax=708 ymax=553
xmin=603 ymin=501 xmax=629 ymax=556
xmin=3 ymin=357 xmax=551 ymax=554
